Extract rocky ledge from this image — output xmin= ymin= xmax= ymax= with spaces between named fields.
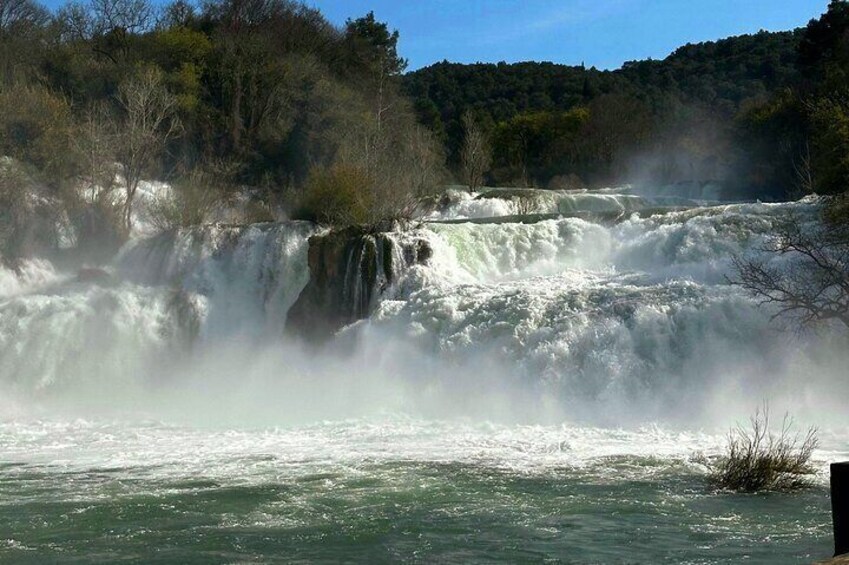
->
xmin=286 ymin=222 xmax=432 ymax=341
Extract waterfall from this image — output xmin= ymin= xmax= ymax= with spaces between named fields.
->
xmin=0 ymin=195 xmax=843 ymax=427
xmin=358 ymin=198 xmax=844 ymax=425
xmin=0 ymin=222 xmax=318 ymax=395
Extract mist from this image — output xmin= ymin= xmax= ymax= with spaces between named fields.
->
xmin=2 ymin=197 xmax=847 ymax=437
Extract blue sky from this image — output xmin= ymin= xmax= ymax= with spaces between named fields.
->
xmin=38 ymin=0 xmax=831 ymax=71
xmin=311 ymin=0 xmax=830 ymax=70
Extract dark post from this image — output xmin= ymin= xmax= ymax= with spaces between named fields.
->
xmin=832 ymin=462 xmax=849 ymax=556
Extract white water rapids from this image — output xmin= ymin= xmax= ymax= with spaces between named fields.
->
xmin=0 ymin=191 xmax=847 ymax=563
xmin=0 ymin=195 xmax=846 ymax=428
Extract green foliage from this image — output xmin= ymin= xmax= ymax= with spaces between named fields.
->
xmin=344 ymin=11 xmax=407 ymax=77
xmin=734 ymin=91 xmax=808 ymax=197
xmin=492 ymin=108 xmax=587 ymax=184
xmin=295 ymin=164 xmax=374 ymax=226
xmin=807 ymin=95 xmax=849 ymax=194
xmin=1 ymin=0 xmax=848 ymax=253
xmin=622 ymin=30 xmax=802 ymax=111
xmin=794 ymin=0 xmax=849 ymax=196
xmin=0 ymin=0 xmax=445 ymax=245
xmin=403 ymin=29 xmax=815 ymax=193
xmin=404 ymin=61 xmax=614 ymax=168
xmin=799 ymin=0 xmax=849 ymax=77
xmin=0 ymin=84 xmax=76 ymax=180
xmin=148 ymin=27 xmax=212 ymax=113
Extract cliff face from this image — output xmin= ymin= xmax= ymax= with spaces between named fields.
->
xmin=286 ymin=224 xmax=432 ymax=340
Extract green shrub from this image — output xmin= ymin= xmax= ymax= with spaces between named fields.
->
xmin=0 ymin=84 xmax=76 ymax=181
xmin=295 ymin=164 xmax=374 ymax=226
xmin=706 ymin=407 xmax=818 ymax=492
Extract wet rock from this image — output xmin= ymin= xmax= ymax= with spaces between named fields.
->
xmin=287 ymin=223 xmax=431 ymax=341
xmin=76 ymin=267 xmax=113 ymax=286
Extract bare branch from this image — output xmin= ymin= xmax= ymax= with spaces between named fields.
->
xmin=115 ymin=66 xmax=181 ymax=232
xmin=731 ymin=207 xmax=849 ymax=331
xmin=460 ymin=111 xmax=491 ymax=193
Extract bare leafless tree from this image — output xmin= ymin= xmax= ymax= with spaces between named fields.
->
xmin=330 ymin=96 xmax=445 ymax=224
xmin=460 ymin=111 xmax=491 ymax=193
xmin=0 ymin=0 xmax=47 ymax=32
xmin=57 ymin=1 xmax=95 ymax=41
xmin=89 ymin=0 xmax=154 ymax=35
xmin=116 ymin=66 xmax=180 ymax=231
xmin=792 ymin=139 xmax=815 ymax=197
xmin=74 ymin=101 xmax=118 ymax=200
xmin=49 ymin=102 xmax=125 ymax=256
xmin=57 ymin=0 xmax=154 ymax=61
xmin=732 ymin=209 xmax=849 ymax=330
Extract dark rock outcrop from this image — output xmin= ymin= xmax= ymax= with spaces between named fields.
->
xmin=287 ymin=223 xmax=432 ymax=341
xmin=76 ymin=267 xmax=114 ymax=286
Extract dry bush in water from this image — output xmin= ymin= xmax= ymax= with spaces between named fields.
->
xmin=706 ymin=407 xmax=818 ymax=492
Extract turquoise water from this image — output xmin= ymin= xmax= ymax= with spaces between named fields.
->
xmin=0 ymin=419 xmax=835 ymax=563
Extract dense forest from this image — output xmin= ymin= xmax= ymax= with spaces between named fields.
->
xmin=0 ymin=0 xmax=444 ymax=262
xmin=0 ymin=0 xmax=848 ymax=266
xmin=405 ymin=28 xmax=812 ymax=193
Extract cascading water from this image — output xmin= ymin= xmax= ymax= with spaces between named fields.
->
xmin=0 ymin=193 xmax=846 ymax=563
xmin=363 ymin=200 xmax=846 ymax=427
xmin=426 ymin=186 xmax=722 ymax=220
xmin=0 ymin=222 xmax=319 ymax=398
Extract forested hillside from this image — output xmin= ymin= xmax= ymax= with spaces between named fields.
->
xmin=0 ymin=0 xmax=445 ymax=263
xmin=405 ymin=29 xmax=806 ymax=194
xmin=0 ymin=0 xmax=848 ymax=267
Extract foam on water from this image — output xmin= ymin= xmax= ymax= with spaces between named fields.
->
xmin=0 ymin=193 xmax=846 ymax=563
xmin=358 ymin=198 xmax=845 ymax=427
xmin=427 ymin=186 xmax=715 ymax=220
xmin=0 ymin=222 xmax=319 ymax=398
xmin=2 ymin=417 xmax=846 ymax=482
xmin=0 ymin=258 xmax=61 ymax=299
xmin=0 ymin=197 xmax=843 ymax=429
xmin=0 ymin=414 xmax=843 ymax=563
